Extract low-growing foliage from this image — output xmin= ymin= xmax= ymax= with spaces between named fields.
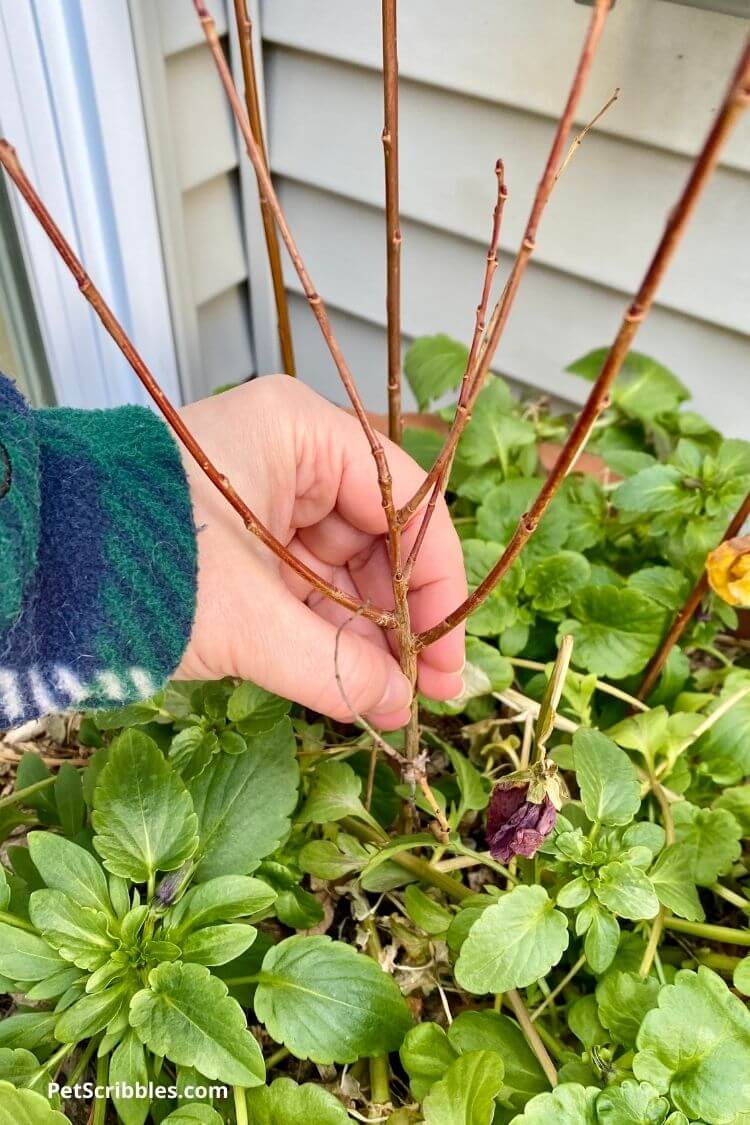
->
xmin=1 ymin=348 xmax=750 ymax=1123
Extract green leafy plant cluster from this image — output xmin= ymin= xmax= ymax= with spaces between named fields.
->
xmin=1 ymin=348 xmax=750 ymax=1124
xmin=404 ymin=338 xmax=749 ymax=689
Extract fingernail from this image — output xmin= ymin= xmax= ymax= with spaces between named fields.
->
xmin=374 ymin=672 xmax=413 ymax=716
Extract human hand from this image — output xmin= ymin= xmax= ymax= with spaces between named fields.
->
xmin=174 ymin=375 xmax=467 ymax=729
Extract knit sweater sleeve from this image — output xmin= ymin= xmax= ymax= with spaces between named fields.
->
xmin=0 ymin=373 xmax=197 ymax=728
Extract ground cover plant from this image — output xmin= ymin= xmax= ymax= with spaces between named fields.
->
xmin=0 ymin=0 xmax=749 ymax=1122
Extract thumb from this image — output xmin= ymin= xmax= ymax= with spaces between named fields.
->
xmin=246 ymin=596 xmax=413 ymax=729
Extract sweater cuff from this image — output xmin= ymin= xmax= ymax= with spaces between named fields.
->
xmin=0 ymin=380 xmax=197 ymax=727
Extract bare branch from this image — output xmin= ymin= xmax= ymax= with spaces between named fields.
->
xmin=0 ymin=140 xmax=393 ymax=629
xmin=403 ymin=160 xmax=507 ymax=580
xmin=417 ymin=34 xmax=750 ymax=650
xmin=232 ymin=0 xmax=296 ymax=376
xmin=554 ymin=86 xmax=620 ymax=184
xmin=382 ymin=0 xmax=402 ymax=445
xmin=193 ymin=1 xmax=399 ymax=538
xmin=399 ymin=0 xmax=613 ymax=525
xmin=638 ymin=487 xmax=750 ymax=700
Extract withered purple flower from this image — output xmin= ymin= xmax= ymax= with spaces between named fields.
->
xmin=487 ymin=781 xmax=557 ymax=863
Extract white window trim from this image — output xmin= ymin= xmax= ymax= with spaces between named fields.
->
xmin=0 ymin=0 xmax=181 ymax=408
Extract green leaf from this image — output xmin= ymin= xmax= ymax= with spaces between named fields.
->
xmin=28 ymin=890 xmax=115 ymax=970
xmin=0 ymin=868 xmax=8 ymax=913
xmin=448 ymin=1010 xmax=548 ymax=1106
xmin=254 ymin=934 xmax=413 ymax=1064
xmin=714 ymin=786 xmax=750 ymax=835
xmin=596 ymin=1079 xmax=670 ymax=1124
xmin=402 ymin=427 xmax=444 ymax=473
xmin=628 ymin=567 xmax=690 ymax=614
xmin=561 ymin=587 xmax=663 ymax=679
xmin=400 ymin=1023 xmax=458 ymax=1101
xmin=0 ymin=1082 xmax=69 ymax=1124
xmin=160 ymin=1106 xmax=223 ymax=1125
xmin=443 ymin=742 xmax=490 ymax=816
xmin=455 ymin=885 xmax=569 ymax=994
xmin=110 ymin=1029 xmax=149 ymax=1125
xmin=53 ymin=764 xmax=85 ymax=837
xmin=404 ymin=885 xmax=452 ymax=935
xmin=422 ymin=1051 xmax=505 ymax=1125
xmin=27 ymin=833 xmax=112 ymax=916
xmin=404 ymin=334 xmax=469 ymax=410
xmin=672 ymin=802 xmax=742 ymax=886
xmin=596 ymin=972 xmax=662 ymax=1049
xmin=0 ymin=1046 xmax=39 ymax=1087
xmin=92 ymin=730 xmax=198 ymax=882
xmin=634 ymin=967 xmax=750 ymax=1123
xmin=188 ymin=719 xmax=298 ymax=880
xmin=464 ymin=637 xmax=513 ymax=695
xmin=0 ymin=1014 xmax=57 ymax=1052
xmin=0 ymin=922 xmax=65 ymax=982
xmin=573 ymin=729 xmax=641 ymax=827
xmin=182 ymin=923 xmax=257 ymax=966
xmin=594 ymin=863 xmax=659 ymax=921
xmin=226 ymin=680 xmax=290 ymax=734
xmin=54 ymin=983 xmax=129 ymax=1043
xmin=525 ymin=552 xmax=591 ymax=613
xmin=692 ymin=682 xmax=750 ymax=785
xmin=169 ymin=728 xmax=219 ymax=780
xmin=509 ymin=1082 xmax=599 ymax=1123
xmin=275 ymin=885 xmax=324 ymax=930
xmin=567 ymin=349 xmax=688 ymax=421
xmin=733 ymin=956 xmax=750 ymax=996
xmin=614 ymin=466 xmax=688 ymax=515
xmin=648 ymin=844 xmax=704 ymax=922
xmin=297 ymin=761 xmax=377 ymax=830
xmin=129 ymin=961 xmax=265 ymax=1086
xmin=298 ymin=837 xmax=368 ymax=881
xmin=245 ymin=1076 xmax=352 ymax=1124
xmin=568 ymin=995 xmax=607 ymax=1050
xmin=583 ymin=904 xmax=620 ymax=974
xmin=167 ymin=875 xmax=275 ymax=936
xmin=476 ymin=479 xmax=567 ymax=563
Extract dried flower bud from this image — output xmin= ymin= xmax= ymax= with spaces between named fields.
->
xmin=707 ymin=534 xmax=750 ymax=608
xmin=486 ymin=781 xmax=557 ymax=863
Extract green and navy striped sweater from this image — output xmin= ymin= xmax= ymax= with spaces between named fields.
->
xmin=0 ymin=373 xmax=197 ymax=728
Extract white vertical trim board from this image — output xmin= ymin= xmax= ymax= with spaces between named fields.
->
xmin=0 ymin=0 xmax=180 ymax=408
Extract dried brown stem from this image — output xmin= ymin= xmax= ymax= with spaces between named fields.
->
xmin=554 ymin=87 xmax=620 ymax=184
xmin=399 ymin=0 xmax=613 ymax=525
xmin=418 ymin=34 xmax=750 ymax=650
xmin=638 ymin=487 xmax=750 ymax=699
xmin=0 ymin=140 xmax=392 ymax=629
xmin=382 ymin=0 xmax=402 ymax=445
xmin=232 ymin=0 xmax=296 ymax=376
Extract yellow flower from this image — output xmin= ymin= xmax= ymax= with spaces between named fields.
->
xmin=707 ymin=534 xmax=750 ymax=608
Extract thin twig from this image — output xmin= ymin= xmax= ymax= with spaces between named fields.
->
xmin=638 ymin=488 xmax=750 ymax=699
xmin=554 ymin=87 xmax=620 ymax=183
xmin=403 ymin=161 xmax=508 ymax=580
xmin=0 ymin=141 xmax=392 ymax=630
xmin=232 ymin=0 xmax=296 ymax=375
xmin=418 ymin=34 xmax=750 ymax=649
xmin=382 ymin=0 xmax=402 ymax=445
xmin=399 ymin=0 xmax=613 ymax=525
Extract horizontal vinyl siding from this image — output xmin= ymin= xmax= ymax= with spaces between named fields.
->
xmin=260 ymin=0 xmax=750 ymax=437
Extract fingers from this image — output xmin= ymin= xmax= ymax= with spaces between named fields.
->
xmin=238 ymin=591 xmax=413 ymax=730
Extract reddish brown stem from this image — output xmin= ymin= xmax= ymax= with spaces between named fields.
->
xmin=0 ymin=140 xmax=393 ymax=629
xmin=418 ymin=35 xmax=750 ymax=650
xmin=638 ymin=489 xmax=750 ymax=700
xmin=382 ymin=0 xmax=402 ymax=445
xmin=193 ymin=2 xmax=399 ymax=537
xmin=399 ymin=0 xmax=612 ymax=525
xmin=404 ymin=160 xmax=507 ymax=580
xmin=232 ymin=0 xmax=296 ymax=377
